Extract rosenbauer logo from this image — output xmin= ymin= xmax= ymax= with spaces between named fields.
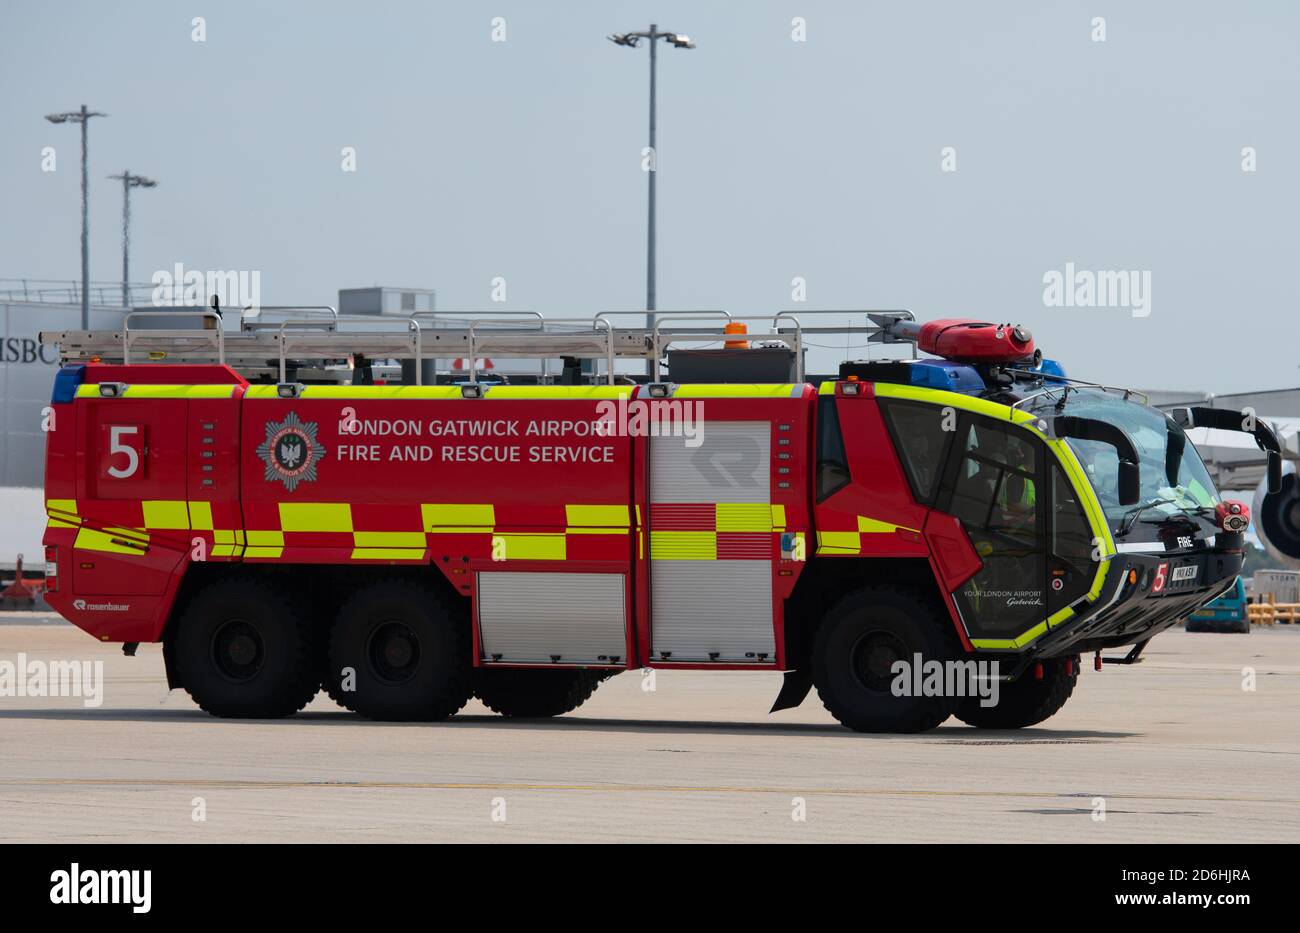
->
xmin=72 ymin=599 xmax=130 ymax=612
xmin=256 ymin=412 xmax=326 ymax=491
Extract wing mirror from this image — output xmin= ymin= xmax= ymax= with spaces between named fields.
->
xmin=1053 ymin=415 xmax=1141 ymax=505
xmin=1171 ymin=406 xmax=1282 ymax=495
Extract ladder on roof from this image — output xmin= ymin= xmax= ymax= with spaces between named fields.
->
xmin=39 ymin=308 xmax=916 ymax=386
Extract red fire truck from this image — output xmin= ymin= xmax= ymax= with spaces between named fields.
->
xmin=38 ymin=310 xmax=1278 ymax=731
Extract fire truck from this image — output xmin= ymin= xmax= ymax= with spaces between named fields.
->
xmin=37 ymin=309 xmax=1280 ymax=732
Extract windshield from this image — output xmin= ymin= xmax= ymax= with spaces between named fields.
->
xmin=1026 ymin=389 xmax=1220 ymax=537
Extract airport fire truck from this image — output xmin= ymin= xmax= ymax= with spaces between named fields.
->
xmin=37 ymin=309 xmax=1281 ymax=732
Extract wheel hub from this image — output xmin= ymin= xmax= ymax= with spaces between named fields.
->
xmin=367 ymin=622 xmax=421 ymax=684
xmin=211 ymin=620 xmax=264 ymax=683
xmin=850 ymin=631 xmax=909 ymax=693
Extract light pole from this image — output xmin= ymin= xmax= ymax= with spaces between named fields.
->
xmin=608 ymin=25 xmax=695 ymax=372
xmin=45 ymin=105 xmax=107 ymax=330
xmin=107 ymin=171 xmax=158 ymax=308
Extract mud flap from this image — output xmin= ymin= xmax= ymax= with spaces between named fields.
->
xmin=770 ymin=669 xmax=813 ymax=713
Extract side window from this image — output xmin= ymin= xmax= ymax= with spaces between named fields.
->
xmin=948 ymin=421 xmax=1039 ymax=545
xmin=815 ymin=394 xmax=850 ymax=501
xmin=1049 ymin=464 xmax=1095 ymax=613
xmin=945 ymin=418 xmax=1046 ymax=636
xmin=879 ymin=400 xmax=954 ymax=503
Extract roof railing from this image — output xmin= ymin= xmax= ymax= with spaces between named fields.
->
xmin=53 ymin=308 xmax=920 ymax=385
xmin=123 ymin=309 xmax=225 ymax=365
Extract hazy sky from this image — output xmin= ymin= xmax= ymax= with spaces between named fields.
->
xmin=2 ymin=1 xmax=1297 ymax=391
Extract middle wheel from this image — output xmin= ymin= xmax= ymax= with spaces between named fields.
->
xmin=325 ymin=578 xmax=472 ymax=721
xmin=473 ymin=668 xmax=606 ymax=718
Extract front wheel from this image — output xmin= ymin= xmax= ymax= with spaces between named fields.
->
xmin=812 ymin=586 xmax=959 ymax=733
xmin=954 ymin=655 xmax=1079 ymax=729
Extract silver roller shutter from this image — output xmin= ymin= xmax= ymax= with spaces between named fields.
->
xmin=649 ymin=421 xmax=770 ymax=503
xmin=477 ymin=571 xmax=627 ymax=664
xmin=650 ymin=560 xmax=775 ymax=661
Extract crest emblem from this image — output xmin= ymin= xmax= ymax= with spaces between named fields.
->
xmin=256 ymin=411 xmax=326 ymax=491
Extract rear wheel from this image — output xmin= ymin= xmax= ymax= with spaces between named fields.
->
xmin=812 ymin=586 xmax=958 ymax=733
xmin=173 ymin=576 xmax=321 ymax=718
xmin=324 ymin=578 xmax=471 ymax=721
xmin=954 ymin=656 xmax=1078 ymax=729
xmin=473 ymin=668 xmax=607 ymax=718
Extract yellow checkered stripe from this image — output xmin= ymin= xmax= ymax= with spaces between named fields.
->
xmin=140 ymin=500 xmax=248 ymax=558
xmin=243 ymin=502 xmax=632 ymax=562
xmin=486 ymin=505 xmax=633 ymax=562
xmin=46 ymin=499 xmax=80 ymax=529
xmin=233 ymin=502 xmax=631 ymax=562
xmin=52 ymin=498 xmax=634 ymax=563
xmin=51 ymin=498 xmax=248 ymax=560
xmin=241 ymin=502 xmax=428 ymax=561
xmin=47 ymin=498 xmax=176 ymax=557
xmin=815 ymin=515 xmax=920 ymax=555
xmin=649 ymin=503 xmax=788 ymax=560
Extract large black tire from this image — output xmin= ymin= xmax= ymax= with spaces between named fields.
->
xmin=811 ymin=586 xmax=959 ymax=733
xmin=172 ymin=576 xmax=321 ymax=718
xmin=324 ymin=578 xmax=471 ymax=721
xmin=473 ymin=668 xmax=607 ymax=718
xmin=954 ymin=655 xmax=1079 ymax=729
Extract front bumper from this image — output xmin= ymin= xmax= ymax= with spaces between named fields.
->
xmin=1035 ymin=544 xmax=1243 ymax=658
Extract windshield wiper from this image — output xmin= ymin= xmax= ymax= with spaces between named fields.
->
xmin=1116 ymin=499 xmax=1165 ymax=537
xmin=1116 ymin=497 xmax=1201 ymax=538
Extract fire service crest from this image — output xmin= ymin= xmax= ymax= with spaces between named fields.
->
xmin=256 ymin=411 xmax=326 ymax=492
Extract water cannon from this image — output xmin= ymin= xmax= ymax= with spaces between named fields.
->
xmin=869 ymin=314 xmax=1038 ymax=365
xmin=1215 ymin=499 xmax=1251 ymax=534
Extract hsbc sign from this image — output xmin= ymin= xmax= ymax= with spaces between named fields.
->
xmin=2 ymin=300 xmax=128 ymax=487
xmin=2 ymin=337 xmax=59 ymax=365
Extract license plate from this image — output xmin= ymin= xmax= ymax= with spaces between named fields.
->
xmin=1172 ymin=565 xmax=1198 ymax=583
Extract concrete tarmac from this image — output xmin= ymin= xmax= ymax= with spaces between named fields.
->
xmin=0 ymin=618 xmax=1297 ymax=842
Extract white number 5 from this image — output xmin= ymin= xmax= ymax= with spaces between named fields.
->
xmin=107 ymin=425 xmax=140 ymax=479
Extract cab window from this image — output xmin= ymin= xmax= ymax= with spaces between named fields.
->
xmin=816 ymin=394 xmax=850 ymax=501
xmin=879 ymin=399 xmax=954 ymax=504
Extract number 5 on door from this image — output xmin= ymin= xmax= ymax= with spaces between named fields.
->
xmin=102 ymin=424 xmax=144 ymax=479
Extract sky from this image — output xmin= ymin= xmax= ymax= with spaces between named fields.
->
xmin=2 ymin=0 xmax=1297 ymax=392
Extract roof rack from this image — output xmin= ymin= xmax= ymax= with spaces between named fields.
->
xmin=40 ymin=308 xmax=914 ymax=386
